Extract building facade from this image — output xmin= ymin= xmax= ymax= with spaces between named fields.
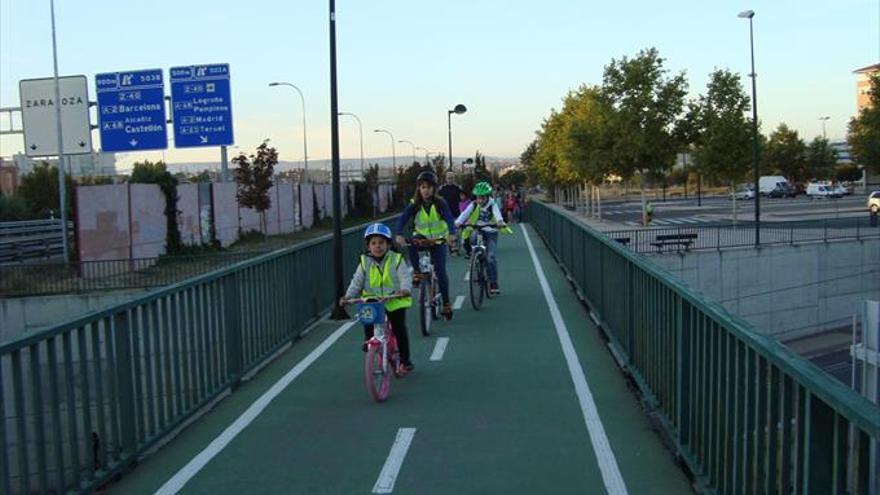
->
xmin=855 ymin=63 xmax=879 ymax=112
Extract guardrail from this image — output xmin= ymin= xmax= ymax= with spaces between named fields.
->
xmin=0 ymin=253 xmax=267 ymax=298
xmin=607 ymin=217 xmax=880 ymax=254
xmin=527 ymin=201 xmax=879 ymax=494
xmin=0 ymin=217 xmax=389 ymax=494
xmin=0 ymin=220 xmax=72 ymax=264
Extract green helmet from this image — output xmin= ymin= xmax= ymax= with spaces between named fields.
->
xmin=472 ymin=181 xmax=492 ymax=196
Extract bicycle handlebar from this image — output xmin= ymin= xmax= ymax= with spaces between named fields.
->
xmin=342 ymin=295 xmax=407 ymax=305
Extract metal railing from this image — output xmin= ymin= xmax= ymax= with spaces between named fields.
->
xmin=0 ymin=220 xmax=72 ymax=264
xmin=606 ymin=217 xmax=880 ymax=254
xmin=0 ymin=253 xmax=268 ymax=298
xmin=0 ymin=218 xmax=386 ymax=494
xmin=527 ymin=201 xmax=879 ymax=494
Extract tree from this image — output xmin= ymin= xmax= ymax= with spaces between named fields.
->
xmin=804 ymin=137 xmax=838 ymax=181
xmin=599 ymin=47 xmax=688 ymax=220
xmin=688 ymin=69 xmax=752 ymax=221
xmin=764 ymin=124 xmax=807 ymax=183
xmin=848 ymin=73 xmax=880 ymax=174
xmin=130 ymin=160 xmax=183 ymax=252
xmin=18 ymin=162 xmax=74 ymax=219
xmin=233 ymin=141 xmax=277 ymax=236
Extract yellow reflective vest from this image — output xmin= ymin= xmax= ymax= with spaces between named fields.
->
xmin=360 ymin=253 xmax=412 ymax=312
xmin=413 ymin=202 xmax=449 ymax=239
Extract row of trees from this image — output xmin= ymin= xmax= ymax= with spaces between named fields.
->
xmin=522 ymin=47 xmax=879 ymax=199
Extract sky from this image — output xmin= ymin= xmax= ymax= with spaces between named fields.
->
xmin=1 ymin=0 xmax=878 ymax=170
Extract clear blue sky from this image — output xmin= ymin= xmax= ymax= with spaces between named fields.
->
xmin=1 ymin=0 xmax=878 ymax=169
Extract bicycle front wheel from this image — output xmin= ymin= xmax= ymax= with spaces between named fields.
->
xmin=365 ymin=345 xmax=391 ymax=402
xmin=419 ymin=278 xmax=432 ymax=336
xmin=482 ymin=256 xmax=493 ymax=300
xmin=469 ymin=252 xmax=484 ymax=310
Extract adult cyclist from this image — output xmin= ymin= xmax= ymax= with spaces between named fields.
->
xmin=455 ymin=181 xmax=510 ymax=295
xmin=395 ymin=170 xmax=457 ymax=320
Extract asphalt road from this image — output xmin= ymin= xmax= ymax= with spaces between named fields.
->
xmin=593 ymin=194 xmax=874 ymax=228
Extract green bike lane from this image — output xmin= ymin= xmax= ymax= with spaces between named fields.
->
xmin=111 ymin=224 xmax=692 ymax=494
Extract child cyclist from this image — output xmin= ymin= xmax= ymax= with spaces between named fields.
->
xmin=340 ymin=223 xmax=414 ymax=374
xmin=395 ymin=170 xmax=457 ymax=320
xmin=456 ymin=181 xmax=511 ymax=296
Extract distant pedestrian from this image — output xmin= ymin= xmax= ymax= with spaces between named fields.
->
xmin=438 ymin=178 xmax=463 ymax=218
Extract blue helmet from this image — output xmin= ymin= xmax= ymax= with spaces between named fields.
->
xmin=363 ymin=223 xmax=392 ymax=243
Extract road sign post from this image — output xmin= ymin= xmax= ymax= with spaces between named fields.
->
xmin=96 ymin=69 xmax=168 ymax=152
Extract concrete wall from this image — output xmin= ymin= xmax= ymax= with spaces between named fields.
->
xmin=0 ymin=289 xmax=150 ymax=343
xmin=212 ymin=182 xmax=238 ymax=247
xmin=129 ymin=184 xmax=166 ymax=259
xmin=76 ymin=184 xmax=131 ymax=261
xmin=652 ymin=239 xmax=880 ymax=338
xmin=178 ymin=183 xmax=202 ymax=246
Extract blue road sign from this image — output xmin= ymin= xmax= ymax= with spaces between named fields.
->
xmin=96 ymin=69 xmax=168 ymax=152
xmin=170 ymin=64 xmax=234 ymax=148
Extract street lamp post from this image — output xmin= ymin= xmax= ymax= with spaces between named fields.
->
xmin=339 ymin=112 xmax=365 ymax=175
xmin=49 ymin=0 xmax=69 ymax=262
xmin=374 ymin=129 xmax=396 ymax=171
xmin=738 ymin=9 xmax=760 ymax=246
xmin=398 ymin=140 xmax=416 ymax=166
xmin=269 ymin=81 xmax=309 ymax=182
xmin=327 ymin=0 xmax=346 ymax=319
xmin=447 ymin=104 xmax=467 ymax=173
xmin=819 ymin=116 xmax=830 ymax=140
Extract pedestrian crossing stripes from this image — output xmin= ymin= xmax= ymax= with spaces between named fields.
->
xmin=622 ymin=216 xmax=715 ymax=226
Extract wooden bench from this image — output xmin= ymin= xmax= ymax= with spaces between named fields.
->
xmin=651 ymin=233 xmax=697 ymax=252
xmin=612 ymin=237 xmax=631 ymax=246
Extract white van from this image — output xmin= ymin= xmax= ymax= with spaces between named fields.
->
xmin=759 ymin=176 xmax=789 ymax=195
xmin=806 ymin=183 xmax=841 ymax=198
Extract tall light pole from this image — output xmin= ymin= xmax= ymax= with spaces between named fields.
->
xmin=327 ymin=0 xmax=346 ymax=319
xmin=819 ymin=115 xmax=830 ymax=140
xmin=269 ymin=82 xmax=309 ymax=182
xmin=374 ymin=129 xmax=396 ymax=171
xmin=49 ymin=0 xmax=69 ymax=262
xmin=398 ymin=140 xmax=416 ymax=166
xmin=339 ymin=111 xmax=364 ymax=175
xmin=448 ymin=104 xmax=467 ymax=173
xmin=738 ymin=9 xmax=760 ymax=246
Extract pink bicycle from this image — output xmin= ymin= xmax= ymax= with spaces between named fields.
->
xmin=345 ymin=296 xmax=402 ymax=402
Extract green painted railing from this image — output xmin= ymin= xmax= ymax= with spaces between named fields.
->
xmin=0 ymin=217 xmax=393 ymax=495
xmin=528 ymin=201 xmax=879 ymax=495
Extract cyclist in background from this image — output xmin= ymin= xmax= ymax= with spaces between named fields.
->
xmin=395 ymin=170 xmax=457 ymax=320
xmin=341 ymin=223 xmax=414 ymax=374
xmin=456 ymin=181 xmax=510 ymax=296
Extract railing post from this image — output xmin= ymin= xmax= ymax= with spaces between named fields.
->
xmin=113 ymin=310 xmax=137 ymax=456
xmin=224 ymin=272 xmax=243 ymax=387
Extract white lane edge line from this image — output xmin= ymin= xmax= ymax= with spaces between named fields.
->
xmin=520 ymin=224 xmax=629 ymax=495
xmin=372 ymin=428 xmax=417 ymax=494
xmin=429 ymin=337 xmax=450 ymax=361
xmin=464 ymin=270 xmax=470 ymax=281
xmin=154 ymin=321 xmax=357 ymax=495
xmin=452 ymin=295 xmax=465 ymax=310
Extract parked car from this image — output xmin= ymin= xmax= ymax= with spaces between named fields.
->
xmin=730 ymin=186 xmax=755 ymax=200
xmin=806 ymin=183 xmax=842 ymax=198
xmin=767 ymin=183 xmax=795 ymax=198
xmin=869 ymin=191 xmax=880 ymax=213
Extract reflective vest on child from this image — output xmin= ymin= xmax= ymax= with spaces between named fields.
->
xmin=360 ymin=252 xmax=412 ymax=312
xmin=413 ymin=202 xmax=449 ymax=240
